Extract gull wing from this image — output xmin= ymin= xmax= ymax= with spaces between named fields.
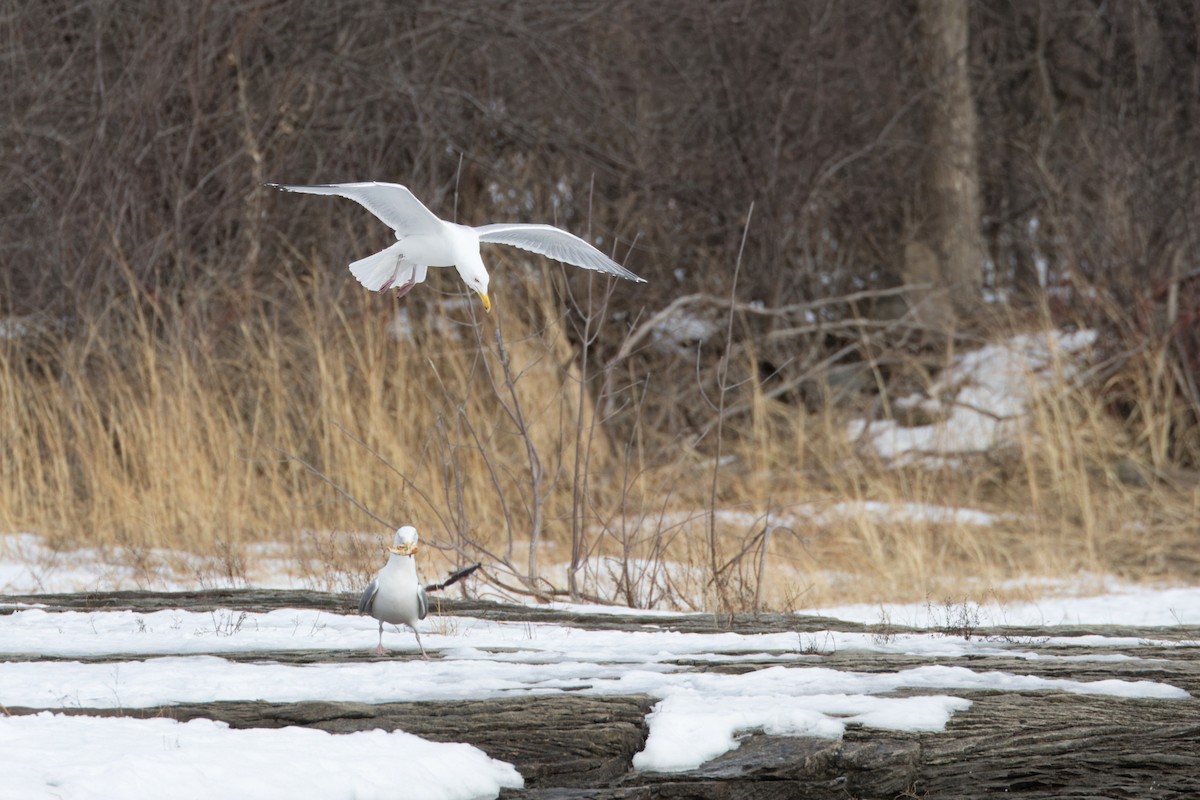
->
xmin=474 ymin=223 xmax=645 ymax=283
xmin=358 ymin=578 xmax=380 ymax=616
xmin=267 ymin=182 xmax=444 ymax=236
xmin=416 ymin=586 xmax=428 ymax=621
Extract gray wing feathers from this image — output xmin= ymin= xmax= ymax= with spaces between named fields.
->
xmin=267 ymin=182 xmax=444 ymax=236
xmin=358 ymin=578 xmax=380 ymax=615
xmin=416 ymin=586 xmax=428 ymax=621
xmin=474 ymin=223 xmax=645 ymax=283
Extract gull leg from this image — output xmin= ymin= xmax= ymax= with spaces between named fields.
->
xmin=374 ymin=621 xmax=388 ymax=656
xmin=379 ymin=253 xmax=407 ymax=292
xmin=348 ymin=242 xmax=405 ymax=292
xmin=415 ymin=628 xmax=429 ymax=662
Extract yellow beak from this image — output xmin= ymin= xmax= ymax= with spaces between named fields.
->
xmin=479 ymin=292 xmax=492 ymax=313
xmin=387 ymin=542 xmax=418 ymax=556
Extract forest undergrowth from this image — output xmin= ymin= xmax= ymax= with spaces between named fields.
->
xmin=3 ymin=257 xmax=1197 ymax=611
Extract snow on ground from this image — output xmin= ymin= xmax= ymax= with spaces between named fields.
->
xmin=1 ymin=594 xmax=1195 ymax=789
xmin=799 ymin=581 xmax=1200 ymax=628
xmin=1 ymin=713 xmax=522 ymax=800
xmin=2 ymin=328 xmax=1188 ymax=797
xmin=3 ymin=604 xmax=1197 ymax=663
xmin=649 ymin=306 xmax=721 ymax=354
xmin=847 ymin=328 xmax=1098 ymax=463
xmin=656 ymin=499 xmax=1007 ymax=536
xmin=0 ymin=488 xmax=1016 ymax=602
xmin=797 ymin=500 xmax=1006 ymax=528
xmin=0 ymin=533 xmax=301 ymax=593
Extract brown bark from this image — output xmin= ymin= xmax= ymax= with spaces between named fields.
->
xmin=7 ymin=590 xmax=1200 ymax=798
xmin=912 ymin=0 xmax=986 ymax=320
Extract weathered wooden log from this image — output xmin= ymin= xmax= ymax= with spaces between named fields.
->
xmin=3 ymin=589 xmax=1199 ymax=798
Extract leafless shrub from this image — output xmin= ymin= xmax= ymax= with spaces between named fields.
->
xmin=2 ymin=0 xmax=1199 ymax=607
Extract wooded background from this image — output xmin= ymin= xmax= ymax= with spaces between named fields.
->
xmin=3 ymin=0 xmax=1199 ymax=453
xmin=2 ymin=1 xmax=1199 ymax=604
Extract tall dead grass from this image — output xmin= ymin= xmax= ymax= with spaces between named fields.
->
xmin=2 ymin=262 xmax=1198 ymax=607
xmin=1 ymin=262 xmax=598 ymax=556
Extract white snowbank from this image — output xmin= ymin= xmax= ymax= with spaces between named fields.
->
xmin=0 ymin=712 xmax=522 ymax=800
xmin=0 ymin=625 xmax=1187 ymax=773
xmin=630 ymin=663 xmax=1184 ymax=771
xmin=848 ymin=328 xmax=1098 ymax=462
xmin=800 ymin=583 xmax=1200 ymax=628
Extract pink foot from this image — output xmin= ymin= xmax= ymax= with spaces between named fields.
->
xmin=374 ymin=645 xmax=389 ymax=656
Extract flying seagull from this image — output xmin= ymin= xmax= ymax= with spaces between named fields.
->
xmin=267 ymin=181 xmax=645 ymax=311
xmin=358 ymin=525 xmax=480 ymax=657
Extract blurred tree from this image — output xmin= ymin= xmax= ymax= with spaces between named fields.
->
xmin=910 ymin=0 xmax=985 ymax=323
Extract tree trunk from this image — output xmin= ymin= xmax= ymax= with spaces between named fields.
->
xmin=910 ymin=0 xmax=985 ymax=321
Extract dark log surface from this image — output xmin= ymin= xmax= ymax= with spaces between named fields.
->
xmin=4 ymin=590 xmax=1199 ymax=799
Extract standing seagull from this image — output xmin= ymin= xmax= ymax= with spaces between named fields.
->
xmin=358 ymin=525 xmax=482 ymax=657
xmin=359 ymin=526 xmax=429 ymax=657
xmin=266 ymin=181 xmax=645 ymax=312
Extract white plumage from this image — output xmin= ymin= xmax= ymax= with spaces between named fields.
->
xmin=267 ymin=181 xmax=645 ymax=312
xmin=358 ymin=525 xmax=429 ymax=657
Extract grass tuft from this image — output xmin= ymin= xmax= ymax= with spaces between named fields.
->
xmin=2 ymin=265 xmax=1198 ymax=608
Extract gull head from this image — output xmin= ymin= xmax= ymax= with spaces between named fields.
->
xmin=467 ymin=270 xmax=491 ymax=313
xmin=387 ymin=525 xmax=420 ymax=557
xmin=452 ymin=237 xmax=492 ymax=313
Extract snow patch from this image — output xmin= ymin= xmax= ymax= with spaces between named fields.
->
xmin=650 ymin=307 xmax=720 ymax=354
xmin=849 ymin=329 xmax=1098 ymax=463
xmin=0 ymin=712 xmax=522 ymax=800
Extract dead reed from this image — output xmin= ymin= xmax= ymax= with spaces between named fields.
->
xmin=2 ymin=260 xmax=1198 ymax=608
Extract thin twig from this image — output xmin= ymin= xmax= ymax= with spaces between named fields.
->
xmin=259 ymin=440 xmax=393 ymax=530
xmin=708 ymin=201 xmax=753 ymax=607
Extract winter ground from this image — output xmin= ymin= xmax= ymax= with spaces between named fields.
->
xmin=2 ymin=557 xmax=1197 ymax=799
xmin=3 ymin=327 xmax=1197 ymax=798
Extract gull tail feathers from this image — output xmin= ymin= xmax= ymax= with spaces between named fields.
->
xmin=349 ymin=242 xmax=409 ymax=292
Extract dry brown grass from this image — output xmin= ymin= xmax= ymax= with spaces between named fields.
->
xmin=3 ymin=1 xmax=1198 ymax=610
xmin=2 ymin=262 xmax=1199 ymax=608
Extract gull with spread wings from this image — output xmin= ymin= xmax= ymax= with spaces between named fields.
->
xmin=267 ymin=181 xmax=645 ymax=311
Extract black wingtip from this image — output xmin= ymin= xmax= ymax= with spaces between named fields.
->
xmin=424 ymin=562 xmax=483 ymax=593
xmin=617 ymin=263 xmax=647 ymax=283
